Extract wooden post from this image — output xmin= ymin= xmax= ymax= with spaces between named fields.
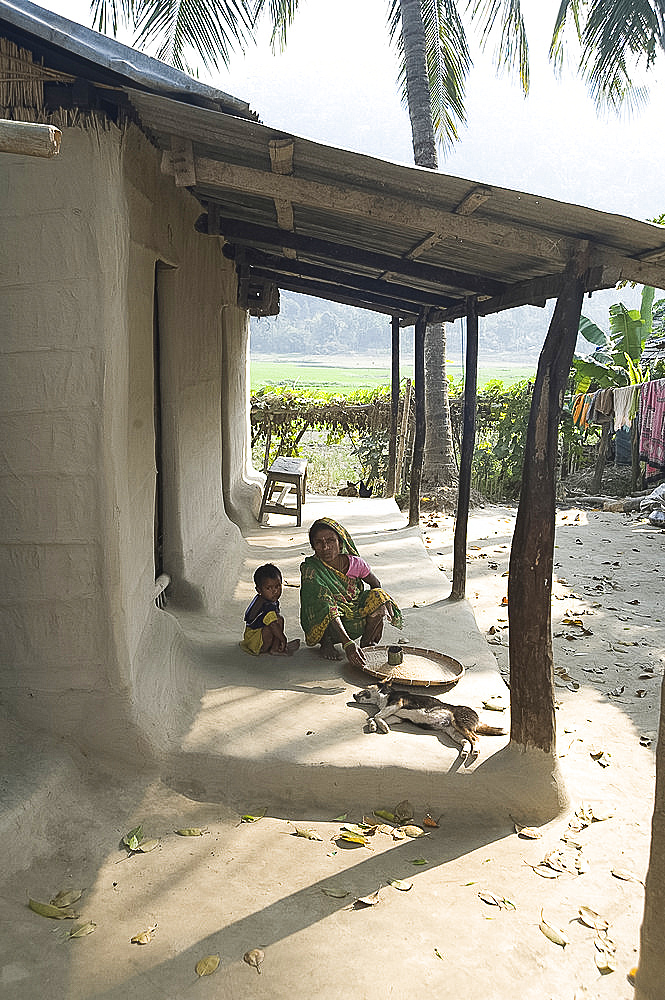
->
xmin=409 ymin=312 xmax=427 ymax=526
xmin=451 ymin=297 xmax=479 ymax=599
xmin=508 ymin=258 xmax=587 ymax=753
xmin=385 ymin=315 xmax=400 ymax=497
xmin=395 ymin=378 xmax=413 ymax=493
xmin=631 ymin=419 xmax=641 ymax=492
xmin=0 ymin=119 xmax=61 ymax=157
xmin=262 ymin=422 xmax=272 ymax=472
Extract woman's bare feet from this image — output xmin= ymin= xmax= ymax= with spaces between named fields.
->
xmin=319 ymin=638 xmax=342 ymax=661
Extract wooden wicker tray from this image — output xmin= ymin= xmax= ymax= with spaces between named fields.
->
xmin=360 ymin=645 xmax=464 ymax=690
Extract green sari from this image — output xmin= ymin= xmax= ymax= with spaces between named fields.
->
xmin=299 ymin=518 xmax=403 ymax=646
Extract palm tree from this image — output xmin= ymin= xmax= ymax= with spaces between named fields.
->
xmin=90 ymin=0 xmax=527 ymax=493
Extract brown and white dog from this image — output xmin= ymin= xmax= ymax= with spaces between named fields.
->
xmin=352 ymin=683 xmax=506 ymax=755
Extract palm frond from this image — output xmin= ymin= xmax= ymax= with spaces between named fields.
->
xmin=578 ymin=0 xmax=664 ymax=113
xmin=549 ymin=0 xmax=584 ymax=73
xmin=253 ymin=0 xmax=302 ymax=52
xmin=133 ymin=0 xmax=257 ymax=71
xmin=468 ymin=0 xmax=529 ymax=94
xmin=91 ymin=0 xmax=137 ymax=35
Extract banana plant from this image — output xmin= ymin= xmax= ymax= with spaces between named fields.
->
xmin=572 ymin=285 xmax=654 ymax=392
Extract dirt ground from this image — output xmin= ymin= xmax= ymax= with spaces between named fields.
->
xmin=1 ymin=500 xmax=663 ymax=1000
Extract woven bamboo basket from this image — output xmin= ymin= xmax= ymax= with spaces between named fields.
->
xmin=360 ymin=644 xmax=464 ymax=690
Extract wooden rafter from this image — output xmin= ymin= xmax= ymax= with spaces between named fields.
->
xmin=223 ymin=245 xmax=457 ymax=310
xmin=164 ymin=151 xmax=581 ymax=264
xmin=269 ymin=138 xmax=296 ymax=259
xmin=200 ymin=214 xmax=506 ymax=297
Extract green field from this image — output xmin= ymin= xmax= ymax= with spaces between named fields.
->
xmin=250 ymin=359 xmax=536 ymax=393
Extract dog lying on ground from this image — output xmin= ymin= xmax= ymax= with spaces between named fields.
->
xmin=352 ymin=683 xmax=506 ymax=755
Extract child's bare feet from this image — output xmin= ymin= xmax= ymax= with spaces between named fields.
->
xmin=270 ymin=639 xmax=300 ymax=656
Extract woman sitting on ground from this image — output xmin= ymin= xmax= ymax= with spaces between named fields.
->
xmin=299 ymin=517 xmax=402 ymax=668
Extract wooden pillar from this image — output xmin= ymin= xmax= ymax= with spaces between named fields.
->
xmin=636 ymin=674 xmax=665 ymax=998
xmin=409 ymin=312 xmax=427 ymax=526
xmin=508 ymin=259 xmax=587 ymax=752
xmin=385 ymin=316 xmax=400 ymax=497
xmin=451 ymin=297 xmax=479 ymax=599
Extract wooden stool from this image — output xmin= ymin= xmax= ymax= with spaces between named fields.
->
xmin=258 ymin=457 xmax=308 ymax=526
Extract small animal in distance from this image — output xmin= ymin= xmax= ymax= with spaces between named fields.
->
xmin=352 ymin=684 xmax=506 ymax=755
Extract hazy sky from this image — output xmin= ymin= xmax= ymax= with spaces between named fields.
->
xmin=43 ymin=0 xmax=665 ymax=331
xmin=44 ymin=0 xmax=664 ymax=220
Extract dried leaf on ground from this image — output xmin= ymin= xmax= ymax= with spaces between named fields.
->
xmin=175 ymin=828 xmax=206 ymax=837
xmin=525 ymin=862 xmax=559 ymax=879
xmin=29 ymin=898 xmax=80 ymax=920
xmin=340 ymin=823 xmax=370 ymax=837
xmin=243 ymin=948 xmax=264 ymax=974
xmin=423 ymin=814 xmax=439 ymax=828
xmin=410 ymin=858 xmax=428 ymax=866
xmin=399 ymin=825 xmax=425 ymax=838
xmin=351 ymin=888 xmax=382 ymax=908
xmin=589 ymin=748 xmax=612 ymax=767
xmin=393 ymin=800 xmax=413 ymax=823
xmin=122 ymin=825 xmax=144 ymax=852
xmin=610 ymin=868 xmax=643 ymax=884
xmin=137 ymin=839 xmax=159 ymax=852
xmin=594 ymin=947 xmax=617 ymax=973
xmin=373 ymin=809 xmax=396 ymax=823
xmin=50 ymin=889 xmax=84 ymax=908
xmin=482 ymin=697 xmax=507 ymax=711
xmin=388 ymin=879 xmax=413 ymax=891
xmin=290 ymin=826 xmax=323 ymax=841
xmin=578 ymin=906 xmax=609 ymax=931
xmin=195 ymin=954 xmax=220 ymax=977
xmin=131 ymin=923 xmax=157 ymax=945
xmin=539 ymin=912 xmax=569 ymax=948
xmin=337 ymin=831 xmax=369 ymax=847
xmin=513 ymin=822 xmax=542 ymax=839
xmin=66 ymin=921 xmax=96 ymax=939
xmin=478 ymin=891 xmax=515 ymax=910
xmin=240 ymin=809 xmax=266 ymax=823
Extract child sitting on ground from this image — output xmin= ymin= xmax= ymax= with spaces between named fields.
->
xmin=240 ymin=563 xmax=300 ymax=656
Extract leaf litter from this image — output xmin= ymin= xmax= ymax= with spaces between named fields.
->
xmin=195 ymin=954 xmax=220 ymax=977
xmin=131 ymin=923 xmax=158 ymax=945
xmin=243 ymin=948 xmax=265 ymax=974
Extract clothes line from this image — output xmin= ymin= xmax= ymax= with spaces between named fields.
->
xmin=571 ymin=379 xmax=665 ymax=482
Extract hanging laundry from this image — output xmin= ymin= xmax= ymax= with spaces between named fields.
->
xmin=590 ymin=387 xmax=614 ymax=425
xmin=613 ymin=384 xmax=639 ymax=431
xmin=572 ymin=392 xmax=594 ymax=429
xmin=638 ymin=379 xmax=665 ymax=481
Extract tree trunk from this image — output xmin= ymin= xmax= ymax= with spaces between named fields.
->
xmin=399 ymin=0 xmax=455 ymax=490
xmin=508 ymin=261 xmax=586 ymax=752
xmin=423 ymin=321 xmax=456 ymax=485
xmin=636 ymin=675 xmax=665 ymax=999
xmin=398 ymin=0 xmax=437 ymax=168
xmin=409 ymin=314 xmax=426 ymax=525
xmin=385 ymin=316 xmax=400 ymax=497
xmin=451 ymin=298 xmax=478 ymax=598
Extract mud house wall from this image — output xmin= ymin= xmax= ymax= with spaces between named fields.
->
xmin=0 ymin=119 xmax=252 ymax=756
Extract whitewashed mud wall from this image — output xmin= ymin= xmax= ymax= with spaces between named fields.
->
xmin=0 ymin=120 xmax=257 ymax=757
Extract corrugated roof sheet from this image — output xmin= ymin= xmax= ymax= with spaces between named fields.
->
xmin=0 ymin=0 xmax=254 ymax=115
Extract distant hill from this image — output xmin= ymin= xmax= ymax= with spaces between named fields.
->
xmin=249 ymin=286 xmax=646 ymax=362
